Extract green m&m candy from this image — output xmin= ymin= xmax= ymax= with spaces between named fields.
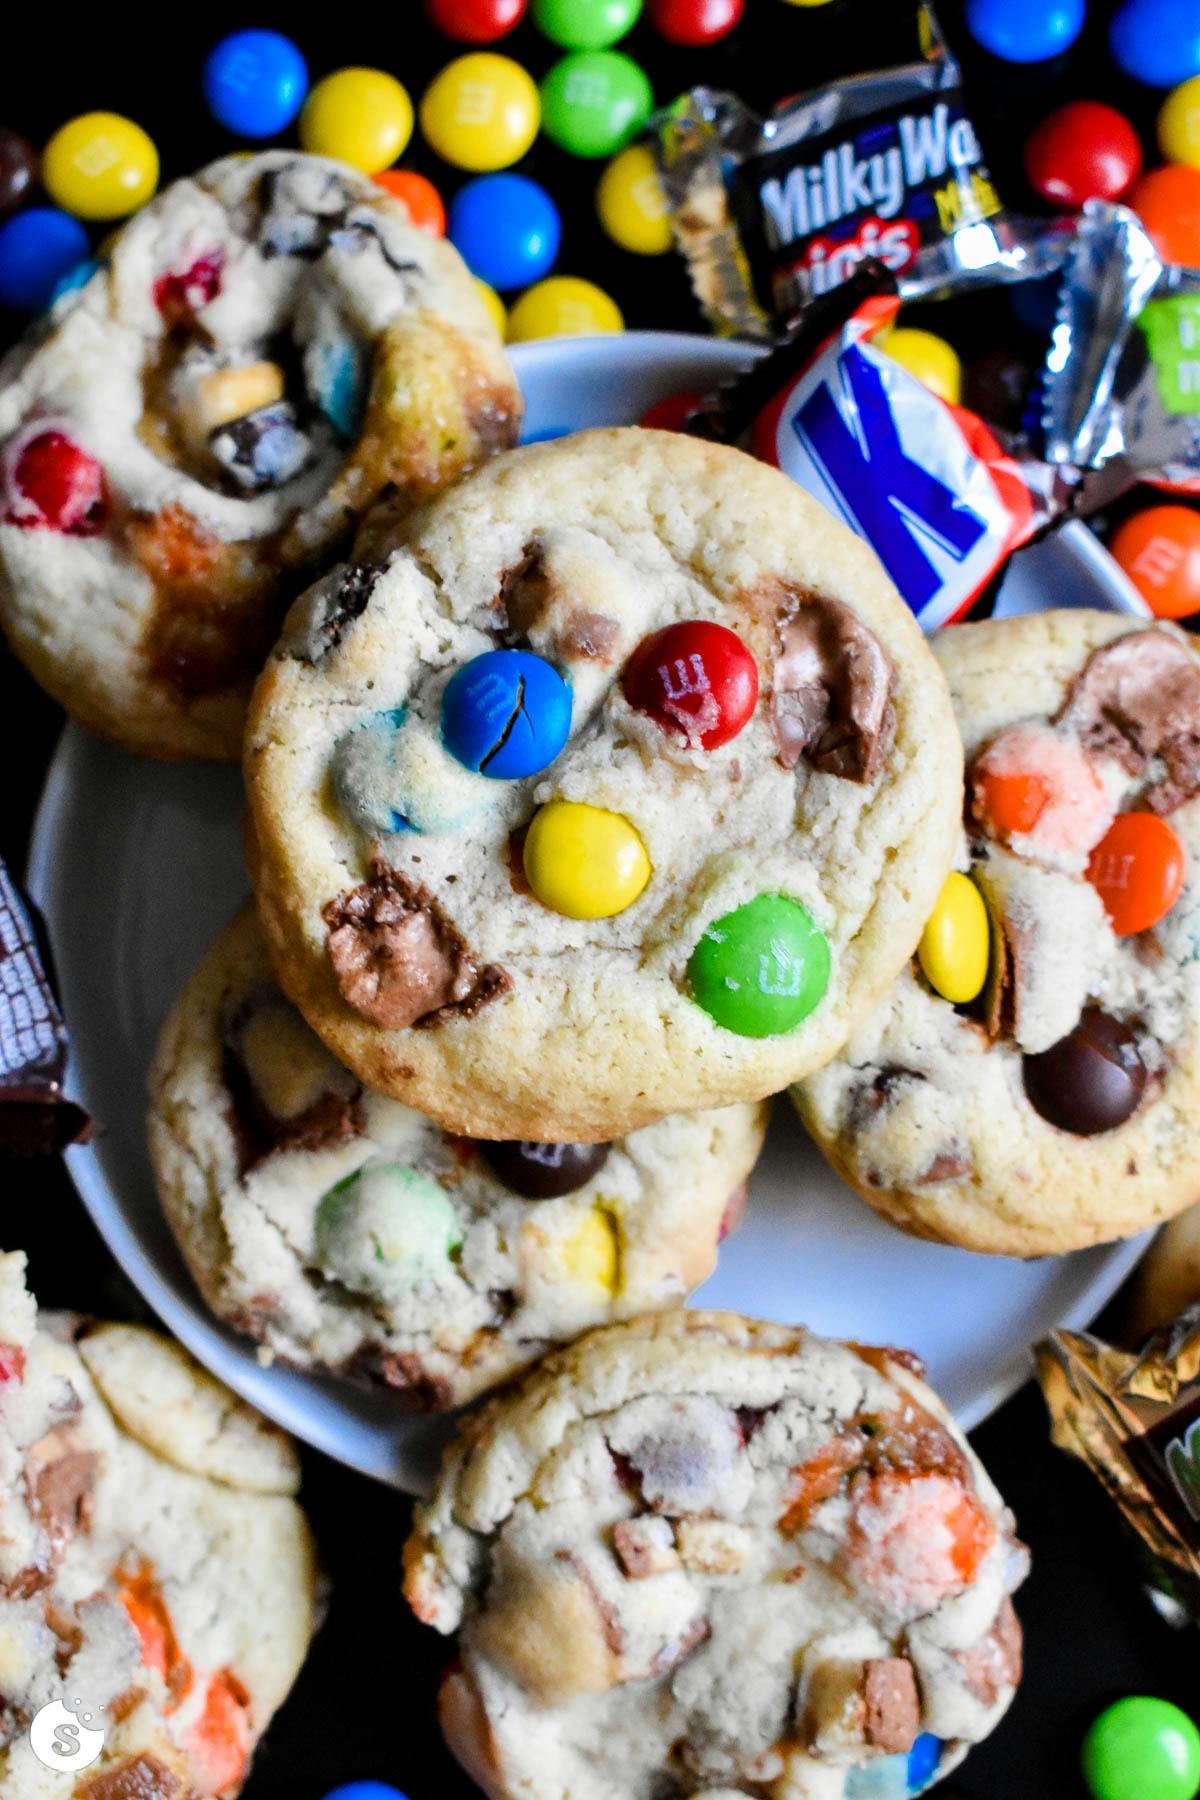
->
xmin=688 ymin=893 xmax=830 ymax=1038
xmin=315 ymin=1161 xmax=462 ymax=1298
xmin=1082 ymin=1697 xmax=1200 ymax=1800
xmin=533 ymin=0 xmax=643 ymax=48
xmin=540 ymin=50 xmax=653 ymax=158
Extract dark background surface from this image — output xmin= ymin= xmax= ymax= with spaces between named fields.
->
xmin=1 ymin=3 xmax=1198 ymax=1796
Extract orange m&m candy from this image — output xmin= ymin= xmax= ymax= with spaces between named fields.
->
xmin=374 ymin=169 xmax=446 ymax=235
xmin=1110 ymin=505 xmax=1200 ymax=619
xmin=1087 ymin=812 xmax=1186 ymax=936
xmin=1127 ymin=163 xmax=1200 ymax=265
xmin=976 ymin=767 xmax=1049 ymax=836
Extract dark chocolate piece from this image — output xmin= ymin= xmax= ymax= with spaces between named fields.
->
xmin=0 ymin=860 xmax=92 ymax=1154
xmin=221 ymin=986 xmax=362 ymax=1174
xmin=287 ymin=562 xmax=382 ymax=666
xmin=323 ymin=859 xmax=511 ymax=1031
xmin=1058 ymin=629 xmax=1200 ymax=814
xmin=770 ymin=588 xmax=896 ymax=782
xmin=209 ymin=400 xmax=311 ymax=493
xmin=480 ymin=1138 xmax=611 ymax=1199
xmin=1022 ymin=1009 xmax=1147 ymax=1137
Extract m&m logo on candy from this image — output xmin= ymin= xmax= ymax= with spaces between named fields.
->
xmin=751 ymin=298 xmax=1034 ymax=630
xmin=622 ymin=620 xmax=758 ymax=749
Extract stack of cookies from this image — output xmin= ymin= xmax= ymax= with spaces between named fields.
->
xmin=15 ymin=147 xmax=1200 ymax=1800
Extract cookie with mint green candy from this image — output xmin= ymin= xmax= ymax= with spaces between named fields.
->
xmin=403 ymin=1310 xmax=1027 ymax=1800
xmin=245 ymin=427 xmax=961 ymax=1141
xmin=148 ymin=908 xmax=769 ymax=1410
xmin=0 ymin=150 xmax=519 ymax=761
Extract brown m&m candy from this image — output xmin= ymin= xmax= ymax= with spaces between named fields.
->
xmin=1022 ymin=1009 xmax=1147 ymax=1137
xmin=0 ymin=130 xmax=35 ymax=218
xmin=480 ymin=1138 xmax=611 ymax=1197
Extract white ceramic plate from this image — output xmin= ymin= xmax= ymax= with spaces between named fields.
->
xmin=27 ymin=332 xmax=1151 ymax=1494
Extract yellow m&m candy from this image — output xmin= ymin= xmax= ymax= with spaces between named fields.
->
xmin=884 ymin=328 xmax=962 ymax=407
xmin=1159 ymin=77 xmax=1200 ymax=170
xmin=507 ymin=275 xmax=624 ymax=341
xmin=596 ymin=144 xmax=672 ymax=254
xmin=556 ymin=1209 xmax=619 ymax=1289
xmin=43 ymin=113 xmax=159 ymax=222
xmin=475 ymin=278 xmax=508 ymax=336
xmin=420 ymin=54 xmax=540 ymax=171
xmin=299 ymin=69 xmax=414 ymax=173
xmin=918 ymin=872 xmax=989 ymax=1005
xmin=524 ymin=799 xmax=650 ymax=917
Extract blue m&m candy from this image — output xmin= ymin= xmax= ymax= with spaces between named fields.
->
xmin=0 ymin=208 xmax=90 ymax=312
xmin=1110 ymin=0 xmax=1200 ymax=88
xmin=204 ymin=31 xmax=310 ymax=138
xmin=48 ymin=258 xmax=102 ymax=307
xmin=907 ymin=1734 xmax=943 ymax=1791
xmin=442 ymin=649 xmax=572 ymax=779
xmin=448 ymin=173 xmax=561 ymax=290
xmin=965 ymin=0 xmax=1086 ymax=62
xmin=320 ymin=1785 xmax=411 ymax=1800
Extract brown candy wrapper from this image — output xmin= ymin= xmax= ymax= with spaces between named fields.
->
xmin=0 ymin=857 xmax=91 ymax=1155
xmin=1038 ymin=1311 xmax=1200 ymax=1626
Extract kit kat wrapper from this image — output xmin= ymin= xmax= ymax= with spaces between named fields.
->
xmin=1038 ymin=1309 xmax=1200 ymax=1625
xmin=0 ymin=857 xmax=92 ymax=1155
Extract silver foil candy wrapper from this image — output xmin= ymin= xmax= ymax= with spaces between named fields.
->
xmin=0 ymin=856 xmax=91 ymax=1155
xmin=1039 ymin=1310 xmax=1200 ymax=1627
xmin=1044 ymin=201 xmax=1200 ymax=502
xmin=652 ymin=2 xmax=1067 ymax=340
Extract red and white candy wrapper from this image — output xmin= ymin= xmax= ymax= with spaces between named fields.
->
xmin=690 ymin=265 xmax=1071 ymax=630
xmin=0 ymin=857 xmax=91 ymax=1155
xmin=1039 ymin=1310 xmax=1200 ymax=1626
xmin=1044 ymin=201 xmax=1200 ymax=501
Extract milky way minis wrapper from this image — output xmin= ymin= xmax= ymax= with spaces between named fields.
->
xmin=1039 ymin=1312 xmax=1200 ymax=1626
xmin=654 ymin=2 xmax=1056 ymax=339
xmin=690 ymin=265 xmax=1072 ymax=628
xmin=1044 ymin=202 xmax=1200 ymax=500
xmin=0 ymin=857 xmax=91 ymax=1154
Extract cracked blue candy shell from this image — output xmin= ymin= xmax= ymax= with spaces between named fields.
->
xmin=441 ymin=649 xmax=571 ymax=780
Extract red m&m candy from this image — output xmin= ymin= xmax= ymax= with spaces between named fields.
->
xmin=5 ymin=431 xmax=106 ymax=535
xmin=424 ymin=0 xmax=527 ymax=39
xmin=647 ymin=0 xmax=744 ymax=44
xmin=623 ymin=620 xmax=758 ymax=749
xmin=1087 ymin=812 xmax=1186 ymax=936
xmin=1023 ymin=101 xmax=1142 ymax=206
xmin=1110 ymin=506 xmax=1200 ymax=619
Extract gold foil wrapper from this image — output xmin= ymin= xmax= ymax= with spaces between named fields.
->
xmin=1038 ymin=1307 xmax=1200 ymax=1621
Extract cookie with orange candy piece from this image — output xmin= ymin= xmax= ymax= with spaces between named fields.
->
xmin=0 ymin=1250 xmax=318 ymax=1798
xmin=403 ymin=1309 xmax=1027 ymax=1800
xmin=797 ymin=610 xmax=1200 ymax=1257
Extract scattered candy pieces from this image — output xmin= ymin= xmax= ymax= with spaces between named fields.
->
xmin=688 ymin=893 xmax=830 ymax=1038
xmin=555 ymin=1207 xmax=619 ymax=1287
xmin=299 ymin=68 xmax=414 ymax=173
xmin=1109 ymin=0 xmax=1200 ymax=90
xmin=4 ymin=430 xmax=105 ymax=534
xmin=374 ymin=168 xmax=447 ymax=235
xmin=965 ymin=0 xmax=1086 ymax=63
xmin=596 ymin=144 xmax=672 ymax=254
xmin=532 ymin=0 xmax=643 ymax=49
xmin=1128 ymin=163 xmax=1200 ymax=265
xmin=540 ymin=48 xmax=654 ymax=159
xmin=1023 ymin=1009 xmax=1148 ymax=1136
xmin=202 ymin=30 xmax=309 ymax=138
xmin=42 ymin=112 xmax=158 ymax=222
xmin=524 ymin=799 xmax=650 ymax=917
xmin=507 ymin=274 xmax=624 ymax=339
xmin=1082 ymin=1697 xmax=1200 ymax=1800
xmin=622 ymin=619 xmax=758 ymax=749
xmin=1087 ymin=812 xmax=1186 ymax=936
xmin=0 ymin=130 xmax=36 ymax=218
xmin=647 ymin=0 xmax=744 ymax=45
xmin=442 ymin=648 xmax=572 ymax=778
xmin=1110 ymin=506 xmax=1200 ymax=619
xmin=475 ymin=277 xmax=508 ymax=334
xmin=918 ymin=872 xmax=989 ymax=1005
xmin=882 ymin=328 xmax=962 ymax=406
xmin=481 ymin=1138 xmax=611 ymax=1196
xmin=316 ymin=1163 xmax=462 ymax=1294
xmin=1160 ymin=77 xmax=1200 ymax=169
xmin=1024 ymin=101 xmax=1143 ymax=206
xmin=425 ymin=0 xmax=527 ymax=37
xmin=449 ymin=172 xmax=561 ymax=288
xmin=420 ymin=53 xmax=541 ymax=171
xmin=0 ymin=207 xmax=90 ymax=311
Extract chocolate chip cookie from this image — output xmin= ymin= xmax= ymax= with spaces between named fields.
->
xmin=798 ymin=610 xmax=1200 ymax=1256
xmin=148 ymin=907 xmax=768 ymax=1409
xmin=0 ymin=1251 xmax=318 ymax=1797
xmin=0 ymin=151 xmax=520 ymax=760
xmin=404 ymin=1309 xmax=1027 ymax=1800
xmin=245 ymin=427 xmax=962 ymax=1140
